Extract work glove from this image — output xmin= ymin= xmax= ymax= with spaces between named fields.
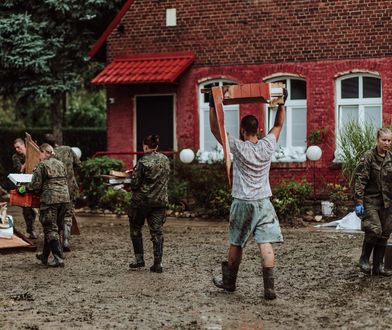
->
xmin=209 ymin=93 xmax=215 ymax=108
xmin=355 ymin=204 xmax=364 ymax=216
xmin=17 ymin=185 xmax=26 ymax=195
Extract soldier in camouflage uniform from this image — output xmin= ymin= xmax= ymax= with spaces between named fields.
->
xmin=24 ymin=143 xmax=71 ymax=267
xmin=44 ymin=134 xmax=81 ymax=251
xmin=128 ymin=134 xmax=170 ymax=273
xmin=354 ymin=128 xmax=392 ymax=276
xmin=12 ymin=138 xmax=37 ymax=239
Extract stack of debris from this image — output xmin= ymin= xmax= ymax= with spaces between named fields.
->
xmin=102 ymin=170 xmax=132 ymax=190
xmin=0 ymin=202 xmax=36 ymax=252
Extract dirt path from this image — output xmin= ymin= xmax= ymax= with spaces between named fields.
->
xmin=1 ymin=208 xmax=392 ymax=329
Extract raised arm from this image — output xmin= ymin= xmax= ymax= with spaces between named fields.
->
xmin=268 ymin=88 xmax=288 ymax=141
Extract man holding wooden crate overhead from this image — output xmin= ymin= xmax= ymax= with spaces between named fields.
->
xmin=209 ymin=83 xmax=287 ymax=300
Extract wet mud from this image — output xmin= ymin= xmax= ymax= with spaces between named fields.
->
xmin=1 ymin=208 xmax=392 ymax=329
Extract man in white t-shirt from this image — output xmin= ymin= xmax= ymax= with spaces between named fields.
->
xmin=209 ymin=89 xmax=287 ymax=300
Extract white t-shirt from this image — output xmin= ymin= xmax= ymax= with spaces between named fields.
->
xmin=229 ymin=133 xmax=276 ymax=200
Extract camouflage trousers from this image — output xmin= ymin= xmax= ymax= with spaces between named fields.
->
xmin=128 ymin=206 xmax=166 ymax=243
xmin=361 ymin=204 xmax=392 ymax=245
xmin=22 ymin=207 xmax=36 ymax=234
xmin=39 ymin=203 xmax=72 ymax=242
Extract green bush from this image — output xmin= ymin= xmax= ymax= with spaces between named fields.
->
xmin=99 ymin=187 xmax=132 ymax=216
xmin=207 ymin=188 xmax=233 ymax=217
xmin=272 ymin=179 xmax=312 ymax=221
xmin=79 ymin=156 xmax=123 ymax=208
xmin=337 ymin=120 xmax=376 ymax=187
xmin=327 ymin=183 xmax=350 ymax=217
xmin=170 ymin=157 xmax=231 ymax=216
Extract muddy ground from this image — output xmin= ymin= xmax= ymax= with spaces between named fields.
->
xmin=1 ymin=207 xmax=392 ymax=330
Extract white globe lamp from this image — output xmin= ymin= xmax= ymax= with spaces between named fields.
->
xmin=71 ymin=147 xmax=82 ymax=159
xmin=306 ymin=145 xmax=322 ymax=161
xmin=179 ymin=149 xmax=195 ymax=164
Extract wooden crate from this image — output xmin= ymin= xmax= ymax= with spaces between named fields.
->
xmin=9 ymin=190 xmax=40 ymax=208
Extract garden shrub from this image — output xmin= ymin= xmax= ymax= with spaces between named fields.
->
xmin=327 ymin=183 xmax=350 ymax=217
xmin=99 ymin=187 xmax=132 ymax=216
xmin=79 ymin=156 xmax=123 ymax=208
xmin=272 ymin=178 xmax=312 ymax=221
xmin=337 ymin=120 xmax=376 ymax=187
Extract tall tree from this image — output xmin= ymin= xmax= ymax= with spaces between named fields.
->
xmin=0 ymin=0 xmax=125 ymax=143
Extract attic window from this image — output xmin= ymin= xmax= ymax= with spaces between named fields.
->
xmin=166 ymin=8 xmax=176 ymax=26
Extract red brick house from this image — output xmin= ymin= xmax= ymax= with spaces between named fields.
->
xmin=90 ymin=0 xmax=392 ymax=188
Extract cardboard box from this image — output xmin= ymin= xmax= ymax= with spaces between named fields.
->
xmin=9 ymin=190 xmax=40 ymax=208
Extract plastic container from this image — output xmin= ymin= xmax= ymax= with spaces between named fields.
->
xmin=321 ymin=201 xmax=334 ymax=217
xmin=9 ymin=190 xmax=40 ymax=208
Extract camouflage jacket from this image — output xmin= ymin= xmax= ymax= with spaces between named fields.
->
xmin=130 ymin=151 xmax=170 ymax=208
xmin=27 ymin=157 xmax=70 ymax=205
xmin=54 ymin=145 xmax=81 ymax=200
xmin=354 ymin=147 xmax=392 ymax=208
xmin=12 ymin=153 xmax=25 ymax=173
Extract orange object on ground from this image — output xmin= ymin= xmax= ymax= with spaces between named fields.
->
xmin=9 ymin=190 xmax=40 ymax=208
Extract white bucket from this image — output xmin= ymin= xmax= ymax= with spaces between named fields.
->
xmin=321 ymin=201 xmax=334 ymax=217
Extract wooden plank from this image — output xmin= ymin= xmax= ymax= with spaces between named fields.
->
xmin=25 ymin=133 xmax=40 ymax=174
xmin=211 ymin=86 xmax=231 ymax=185
xmin=71 ymin=215 xmax=80 ymax=235
xmin=109 ymin=170 xmax=130 ymax=178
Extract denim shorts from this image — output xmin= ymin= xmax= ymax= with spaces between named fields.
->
xmin=229 ymin=198 xmax=283 ymax=247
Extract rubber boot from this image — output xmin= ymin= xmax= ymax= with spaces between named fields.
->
xmin=372 ymin=245 xmax=392 ymax=276
xmin=63 ymin=223 xmax=71 ymax=252
xmin=150 ymin=238 xmax=163 ymax=273
xmin=47 ymin=240 xmax=64 ymax=268
xmin=359 ymin=240 xmax=373 ymax=274
xmin=36 ymin=239 xmax=50 ymax=265
xmin=263 ymin=267 xmax=277 ymax=300
xmin=129 ymin=237 xmax=145 ymax=269
xmin=213 ymin=261 xmax=239 ymax=292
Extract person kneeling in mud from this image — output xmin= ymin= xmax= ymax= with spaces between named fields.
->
xmin=19 ymin=143 xmax=71 ymax=268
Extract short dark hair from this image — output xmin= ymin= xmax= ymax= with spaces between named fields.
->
xmin=241 ymin=115 xmax=259 ymax=135
xmin=143 ymin=134 xmax=159 ymax=149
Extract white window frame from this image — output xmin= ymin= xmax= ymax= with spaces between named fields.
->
xmin=335 ymin=73 xmax=382 ymax=160
xmin=265 ymin=77 xmax=307 ymax=162
xmin=198 ymin=79 xmax=239 ymax=157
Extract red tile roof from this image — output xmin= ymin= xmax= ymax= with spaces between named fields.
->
xmin=91 ymin=52 xmax=195 ymax=84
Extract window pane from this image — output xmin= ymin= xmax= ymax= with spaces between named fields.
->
xmin=292 ymin=108 xmax=307 ymax=146
xmin=203 ymin=109 xmax=218 ymax=151
xmin=340 ymin=105 xmax=358 ymax=127
xmin=363 ymin=77 xmax=381 ymax=98
xmin=291 ymin=79 xmax=307 ymax=100
xmin=341 ymin=77 xmax=359 ymax=98
xmin=364 ymin=106 xmax=382 ymax=128
xmin=224 ymin=107 xmax=239 ymax=138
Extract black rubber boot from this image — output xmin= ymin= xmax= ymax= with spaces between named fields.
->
xmin=129 ymin=237 xmax=145 ymax=269
xmin=359 ymin=240 xmax=373 ymax=274
xmin=47 ymin=240 xmax=64 ymax=268
xmin=150 ymin=238 xmax=163 ymax=273
xmin=63 ymin=223 xmax=71 ymax=252
xmin=213 ymin=261 xmax=239 ymax=292
xmin=263 ymin=267 xmax=277 ymax=300
xmin=36 ymin=239 xmax=50 ymax=265
xmin=372 ymin=245 xmax=392 ymax=276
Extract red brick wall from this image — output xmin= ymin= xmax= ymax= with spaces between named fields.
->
xmin=107 ymin=0 xmax=392 ymax=64
xmin=106 ymin=56 xmax=392 ymax=184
